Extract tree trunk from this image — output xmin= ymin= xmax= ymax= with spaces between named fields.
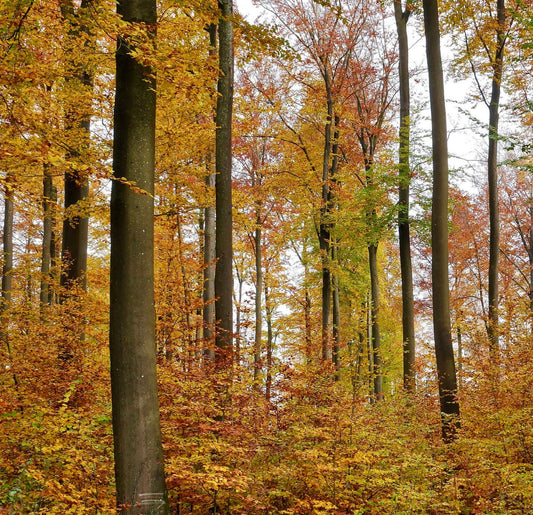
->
xmin=110 ymin=0 xmax=168 ymax=510
xmin=319 ymin=86 xmax=334 ymax=363
xmin=234 ymin=262 xmax=243 ymax=366
xmin=202 ymin=174 xmax=216 ymax=361
xmin=487 ymin=0 xmax=506 ymax=360
xmin=265 ymin=278 xmax=273 ymax=402
xmin=2 ymin=183 xmax=14 ymax=309
xmin=203 ymin=25 xmax=217 ymax=363
xmin=1 ymin=183 xmax=17 ymax=389
xmin=214 ymin=0 xmax=234 ymax=366
xmin=332 ymin=245 xmax=341 ymax=377
xmin=423 ymin=0 xmax=460 ymax=443
xmin=40 ymin=167 xmax=55 ymax=309
xmin=368 ymin=243 xmax=382 ymax=400
xmin=394 ymin=0 xmax=416 ymax=391
xmin=254 ymin=214 xmax=262 ymax=389
xmin=59 ymin=0 xmax=93 ymax=294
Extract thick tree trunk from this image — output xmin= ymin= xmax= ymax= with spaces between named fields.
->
xmin=394 ymin=0 xmax=416 ymax=391
xmin=423 ymin=0 xmax=460 ymax=443
xmin=214 ymin=0 xmax=234 ymax=366
xmin=110 ymin=0 xmax=168 ymax=511
xmin=487 ymin=0 xmax=506 ymax=360
xmin=60 ymin=169 xmax=89 ymax=291
xmin=59 ymin=0 xmax=92 ymax=294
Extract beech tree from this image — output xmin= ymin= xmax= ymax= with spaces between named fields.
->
xmin=109 ymin=0 xmax=168 ymax=511
xmin=214 ymin=0 xmax=234 ymax=365
xmin=59 ymin=0 xmax=94 ymax=294
xmin=442 ymin=0 xmax=514 ymax=363
xmin=394 ymin=0 xmax=416 ymax=391
xmin=423 ymin=0 xmax=461 ymax=441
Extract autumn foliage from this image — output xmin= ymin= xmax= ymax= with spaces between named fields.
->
xmin=2 ymin=0 xmax=533 ymax=513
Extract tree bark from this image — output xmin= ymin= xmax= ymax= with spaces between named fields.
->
xmin=394 ymin=0 xmax=416 ymax=391
xmin=423 ymin=0 xmax=460 ymax=443
xmin=203 ymin=171 xmax=216 ymax=361
xmin=40 ymin=167 xmax=55 ymax=309
xmin=254 ymin=211 xmax=262 ymax=389
xmin=59 ymin=0 xmax=92 ymax=294
xmin=332 ymin=245 xmax=341 ymax=377
xmin=203 ymin=24 xmax=217 ymax=363
xmin=487 ymin=0 xmax=506 ymax=360
xmin=110 ymin=0 xmax=168 ymax=510
xmin=319 ymin=84 xmax=334 ymax=363
xmin=368 ymin=243 xmax=382 ymax=400
xmin=214 ymin=0 xmax=234 ymax=366
xmin=265 ymin=277 xmax=273 ymax=402
xmin=2 ymin=182 xmax=14 ymax=309
xmin=1 ymin=180 xmax=18 ymax=393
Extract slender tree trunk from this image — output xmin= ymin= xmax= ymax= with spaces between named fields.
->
xmin=49 ymin=184 xmax=58 ymax=306
xmin=265 ymin=278 xmax=273 ymax=402
xmin=203 ymin=25 xmax=217 ymax=363
xmin=457 ymin=324 xmax=463 ymax=389
xmin=110 ymin=0 xmax=168 ymax=510
xmin=319 ymin=79 xmax=336 ymax=363
xmin=394 ymin=0 xmax=416 ymax=391
xmin=332 ymin=245 xmax=341 ymax=377
xmin=176 ymin=212 xmax=194 ymax=370
xmin=202 ymin=174 xmax=216 ymax=360
xmin=254 ymin=213 xmax=262 ymax=389
xmin=487 ymin=0 xmax=506 ymax=359
xmin=1 ymin=185 xmax=13 ymax=308
xmin=529 ymin=226 xmax=533 ymax=312
xmin=330 ymin=120 xmax=341 ymax=373
xmin=214 ymin=0 xmax=234 ymax=366
xmin=40 ymin=167 xmax=54 ymax=310
xmin=368 ymin=244 xmax=382 ymax=399
xmin=234 ymin=262 xmax=243 ymax=366
xmin=1 ymin=183 xmax=18 ymax=391
xmin=366 ymin=295 xmax=374 ymax=400
xmin=423 ymin=0 xmax=460 ymax=443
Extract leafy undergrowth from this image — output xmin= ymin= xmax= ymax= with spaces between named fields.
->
xmin=2 ymin=349 xmax=533 ymax=513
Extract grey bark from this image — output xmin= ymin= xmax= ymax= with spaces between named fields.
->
xmin=41 ymin=167 xmax=55 ymax=308
xmin=368 ymin=244 xmax=382 ymax=399
xmin=59 ymin=0 xmax=92 ymax=294
xmin=487 ymin=0 xmax=506 ymax=359
xmin=265 ymin=276 xmax=273 ymax=402
xmin=319 ymin=83 xmax=334 ymax=362
xmin=2 ymin=181 xmax=18 ymax=392
xmin=254 ymin=212 xmax=262 ymax=389
xmin=423 ymin=0 xmax=461 ymax=443
xmin=2 ymin=183 xmax=14 ymax=308
xmin=394 ymin=0 xmax=416 ymax=391
xmin=110 ymin=0 xmax=168 ymax=510
xmin=332 ymin=244 xmax=341 ymax=376
xmin=214 ymin=0 xmax=234 ymax=365
xmin=203 ymin=171 xmax=216 ymax=361
xmin=203 ymin=24 xmax=217 ymax=362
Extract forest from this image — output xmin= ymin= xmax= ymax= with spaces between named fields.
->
xmin=1 ymin=0 xmax=533 ymax=513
